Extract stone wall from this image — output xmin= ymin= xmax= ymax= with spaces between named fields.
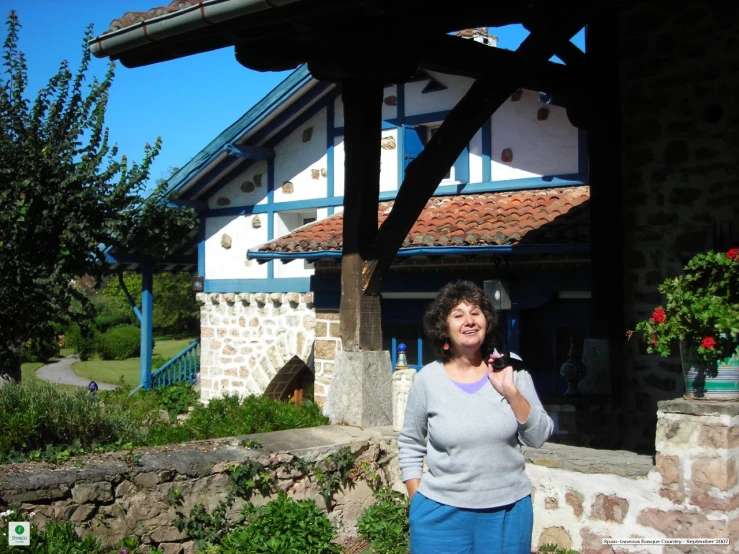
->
xmin=196 ymin=292 xmax=315 ymax=402
xmin=528 ymin=399 xmax=738 ymax=554
xmin=1 ymin=400 xmax=736 ymax=553
xmin=0 ymin=426 xmax=399 ymax=554
xmin=314 ymin=310 xmax=342 ymax=407
xmin=619 ymin=0 xmax=739 ymax=450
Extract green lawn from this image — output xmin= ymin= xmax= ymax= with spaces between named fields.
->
xmin=72 ymin=338 xmax=197 ymax=388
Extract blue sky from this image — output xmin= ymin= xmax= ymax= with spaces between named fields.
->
xmin=1 ymin=1 xmax=584 ymax=188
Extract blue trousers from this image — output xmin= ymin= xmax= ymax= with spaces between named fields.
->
xmin=409 ymin=493 xmax=533 ymax=554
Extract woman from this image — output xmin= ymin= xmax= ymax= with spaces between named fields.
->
xmin=398 ymin=280 xmax=553 ymax=554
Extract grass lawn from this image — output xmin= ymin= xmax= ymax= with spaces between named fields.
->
xmin=72 ymin=337 xmax=197 ymax=388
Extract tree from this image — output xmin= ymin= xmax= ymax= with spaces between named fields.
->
xmin=0 ymin=12 xmax=198 ymax=381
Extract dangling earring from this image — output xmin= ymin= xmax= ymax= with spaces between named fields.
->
xmin=443 ymin=342 xmax=450 ymax=351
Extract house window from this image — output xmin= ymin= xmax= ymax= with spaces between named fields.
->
xmin=381 ymin=297 xmax=438 ymax=370
xmin=427 ymin=125 xmax=453 ymax=181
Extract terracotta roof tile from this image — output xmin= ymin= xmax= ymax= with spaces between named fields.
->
xmin=255 ymin=186 xmax=590 ymax=256
xmin=106 ymin=0 xmax=200 ymax=33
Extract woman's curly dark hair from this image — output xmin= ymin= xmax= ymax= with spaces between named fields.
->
xmin=423 ymin=280 xmax=496 ymax=362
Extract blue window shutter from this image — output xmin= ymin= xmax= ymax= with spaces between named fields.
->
xmin=403 ymin=125 xmax=427 ymax=177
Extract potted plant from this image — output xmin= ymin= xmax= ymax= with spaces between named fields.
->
xmin=630 ymin=248 xmax=739 ymax=400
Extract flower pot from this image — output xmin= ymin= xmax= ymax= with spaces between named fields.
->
xmin=680 ymin=340 xmax=739 ymax=400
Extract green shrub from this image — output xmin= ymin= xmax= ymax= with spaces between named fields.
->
xmin=94 ymin=312 xmax=132 ymax=332
xmin=357 ymin=487 xmax=410 ymax=554
xmin=100 ymin=324 xmax=140 ymax=360
xmin=0 ymin=381 xmax=141 ymax=458
xmin=219 ymin=492 xmax=341 ymax=554
xmin=64 ymin=323 xmax=98 ymax=361
xmin=182 ymin=394 xmax=329 ymax=440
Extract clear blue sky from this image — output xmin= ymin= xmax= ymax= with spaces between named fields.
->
xmin=1 ymin=1 xmax=584 ymax=187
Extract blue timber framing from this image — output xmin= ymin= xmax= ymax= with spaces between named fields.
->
xmin=140 ymin=263 xmax=154 ymax=392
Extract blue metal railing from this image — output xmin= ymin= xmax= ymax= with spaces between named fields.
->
xmin=151 ymin=339 xmax=201 ymax=388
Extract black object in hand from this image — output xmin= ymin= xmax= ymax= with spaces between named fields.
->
xmin=491 ymin=351 xmax=524 ymax=370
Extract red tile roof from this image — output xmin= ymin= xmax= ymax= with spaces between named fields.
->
xmin=256 ymin=186 xmax=590 ymax=255
xmin=106 ymin=0 xmax=200 ymax=33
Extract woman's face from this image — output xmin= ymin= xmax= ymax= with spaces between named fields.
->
xmin=445 ymin=301 xmax=487 ymax=352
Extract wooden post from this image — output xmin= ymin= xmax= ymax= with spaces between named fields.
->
xmin=586 ymin=15 xmax=626 ymax=406
xmin=339 ymin=75 xmax=384 ymax=351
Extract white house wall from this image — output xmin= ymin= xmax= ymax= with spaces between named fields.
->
xmin=404 ymin=71 xmax=474 ymax=118
xmin=333 ymin=84 xmax=398 ymax=128
xmin=207 ymin=160 xmax=269 ymax=210
xmin=491 ymin=89 xmax=579 ymax=179
xmin=205 ymin=215 xmax=268 ymax=280
xmin=333 ymin=128 xmax=398 ymax=196
xmin=274 ymin=108 xmax=328 ymax=203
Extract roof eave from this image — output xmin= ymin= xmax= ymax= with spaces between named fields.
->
xmin=88 ymin=0 xmax=304 ymax=60
xmin=247 ymin=244 xmax=592 ymax=262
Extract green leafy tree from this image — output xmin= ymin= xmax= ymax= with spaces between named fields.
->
xmin=0 ymin=12 xmax=197 ymax=381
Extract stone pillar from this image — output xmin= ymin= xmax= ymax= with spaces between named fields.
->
xmin=324 ymin=351 xmax=392 ymax=428
xmin=639 ymin=399 xmax=739 ymax=545
xmin=392 ymin=368 xmax=417 ymax=432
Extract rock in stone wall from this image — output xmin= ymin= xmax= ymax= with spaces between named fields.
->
xmin=196 ymin=292 xmax=315 ymax=402
xmin=620 ymin=0 xmax=739 ymax=452
xmin=314 ymin=310 xmax=342 ymax=407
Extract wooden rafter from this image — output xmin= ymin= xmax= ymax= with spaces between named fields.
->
xmin=364 ymin=14 xmax=590 ymax=295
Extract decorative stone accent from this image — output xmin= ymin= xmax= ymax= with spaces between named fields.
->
xmin=545 ymin=496 xmax=558 ymax=509
xmin=537 ymin=107 xmax=550 ymax=121
xmin=253 ymin=173 xmax=262 ymax=187
xmin=311 ymin=169 xmax=320 ymax=179
xmin=216 ymin=197 xmax=230 ymax=206
xmin=501 ymin=148 xmax=513 ymax=163
xmin=220 ymin=234 xmax=232 ymax=249
xmin=240 ymin=181 xmax=255 ymax=193
xmin=380 ymin=136 xmax=396 ymax=150
xmin=383 ymin=95 xmax=397 ymax=106
xmin=321 ymin=167 xmax=327 ymax=177
xmin=302 ymin=127 xmax=313 ymax=142
xmin=282 ymin=181 xmax=294 ymax=194
xmin=251 ymin=215 xmax=261 ymax=229
xmin=510 ymin=89 xmax=523 ymax=102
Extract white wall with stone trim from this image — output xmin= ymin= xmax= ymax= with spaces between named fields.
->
xmin=196 ymin=292 xmax=316 ymax=402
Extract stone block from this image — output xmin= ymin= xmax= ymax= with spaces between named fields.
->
xmin=70 ymin=504 xmax=96 ymax=522
xmin=133 ymin=472 xmax=160 ymax=489
xmin=691 ymin=457 xmax=737 ymax=492
xmin=565 ymin=490 xmax=583 ymax=517
xmin=591 ymin=494 xmax=629 ymax=523
xmin=315 ymin=340 xmax=337 ymax=360
xmin=538 ymin=527 xmax=572 ymax=550
xmin=698 ymin=424 xmax=739 ymax=449
xmin=656 ymin=454 xmax=680 ymax=485
xmin=72 ymin=482 xmax=113 ymax=503
xmin=324 ymin=351 xmax=393 ymax=427
xmin=545 ymin=496 xmax=558 ymax=509
xmin=637 ymin=508 xmax=728 ymax=539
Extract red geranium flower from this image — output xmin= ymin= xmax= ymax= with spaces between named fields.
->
xmin=651 ymin=308 xmax=666 ymax=324
xmin=651 ymin=335 xmax=659 ymax=347
xmin=701 ymin=336 xmax=716 ymax=349
xmin=727 ymin=248 xmax=739 ymax=260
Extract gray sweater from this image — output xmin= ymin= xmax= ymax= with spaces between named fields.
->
xmin=398 ymin=360 xmax=554 ymax=509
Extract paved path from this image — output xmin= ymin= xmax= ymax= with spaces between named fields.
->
xmin=35 ymin=356 xmax=118 ymax=391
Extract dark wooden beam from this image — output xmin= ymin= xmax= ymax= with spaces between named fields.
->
xmin=364 ymin=15 xmax=589 ymax=295
xmin=338 ymin=75 xmax=384 ymax=351
xmin=417 ymin=34 xmax=578 ymax=97
xmin=585 ymin=17 xmax=626 ymax=407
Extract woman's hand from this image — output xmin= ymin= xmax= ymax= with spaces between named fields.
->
xmin=405 ymin=478 xmax=421 ymax=500
xmin=486 ymin=354 xmax=517 ymax=399
xmin=487 ymin=354 xmax=532 ymax=423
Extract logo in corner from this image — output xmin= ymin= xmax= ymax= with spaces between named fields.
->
xmin=9 ymin=521 xmax=30 ymax=546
